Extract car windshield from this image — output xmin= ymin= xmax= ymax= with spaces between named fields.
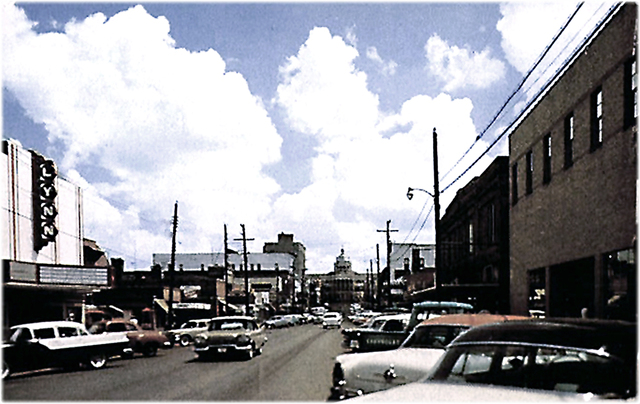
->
xmin=402 ymin=325 xmax=470 ymax=349
xmin=430 ymin=343 xmax=632 ymax=397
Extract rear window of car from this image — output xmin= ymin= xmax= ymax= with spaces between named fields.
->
xmin=106 ymin=323 xmax=128 ymax=332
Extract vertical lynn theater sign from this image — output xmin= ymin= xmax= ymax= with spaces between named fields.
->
xmin=31 ymin=151 xmax=58 ymax=251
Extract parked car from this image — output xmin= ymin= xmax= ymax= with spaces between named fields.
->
xmin=165 ymin=319 xmax=211 ymax=347
xmin=264 ymin=315 xmax=289 ymax=329
xmin=346 ymin=318 xmax=637 ymax=401
xmin=322 ymin=312 xmax=343 ymax=329
xmin=2 ymin=321 xmax=130 ymax=379
xmin=342 ymin=301 xmax=475 ymax=353
xmin=332 ymin=313 xmax=529 ymax=399
xmin=348 ymin=311 xmax=382 ymax=326
xmin=193 ymin=316 xmax=267 ymax=360
xmin=341 ymin=313 xmax=411 ymax=352
xmin=283 ymin=314 xmax=301 ymax=326
xmin=89 ymin=319 xmax=172 ymax=357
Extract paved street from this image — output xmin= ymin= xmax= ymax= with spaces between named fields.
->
xmin=3 ymin=323 xmax=347 ymax=401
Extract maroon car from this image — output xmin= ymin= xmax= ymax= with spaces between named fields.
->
xmin=90 ymin=319 xmax=172 ymax=357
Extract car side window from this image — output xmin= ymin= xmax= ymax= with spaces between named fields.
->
xmin=448 ymin=346 xmax=495 ymax=381
xmin=383 ymin=320 xmax=404 ymax=332
xmin=125 ymin=323 xmax=137 ymax=331
xmin=107 ymin=323 xmax=127 ymax=332
xmin=33 ymin=328 xmax=56 ymax=339
xmin=58 ymin=326 xmax=80 ymax=337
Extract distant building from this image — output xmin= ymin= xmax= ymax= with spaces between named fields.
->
xmin=309 ymin=249 xmax=371 ymax=312
xmin=509 ymin=4 xmax=636 ymax=320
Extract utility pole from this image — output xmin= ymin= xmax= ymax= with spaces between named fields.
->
xmin=376 ymin=244 xmax=381 ymax=309
xmin=377 ymin=220 xmax=398 ymax=306
xmin=369 ymin=259 xmax=373 ymax=308
xmin=433 ymin=128 xmax=441 ymax=299
xmin=167 ymin=201 xmax=178 ymax=329
xmin=223 ymin=224 xmax=229 ymax=316
xmin=234 ymin=224 xmax=254 ymax=316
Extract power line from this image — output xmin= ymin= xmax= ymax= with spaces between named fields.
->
xmin=440 ymin=3 xmax=618 ymax=194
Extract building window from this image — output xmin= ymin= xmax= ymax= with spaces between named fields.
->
xmin=511 ymin=163 xmax=518 ymax=205
xmin=543 ymin=134 xmax=551 ymax=184
xmin=624 ymin=57 xmax=637 ymax=129
xmin=257 ymin=263 xmax=261 ymax=271
xmin=525 ymin=150 xmax=533 ymax=195
xmin=590 ymin=86 xmax=603 ymax=151
xmin=564 ymin=113 xmax=574 ymax=169
xmin=468 ymin=222 xmax=474 ymax=254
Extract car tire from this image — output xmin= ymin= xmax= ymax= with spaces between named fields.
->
xmin=2 ymin=361 xmax=10 ymax=379
xmin=87 ymin=352 xmax=107 ymax=370
xmin=122 ymin=351 xmax=135 ymax=359
xmin=179 ymin=335 xmax=192 ymax=347
xmin=142 ymin=344 xmax=158 ymax=357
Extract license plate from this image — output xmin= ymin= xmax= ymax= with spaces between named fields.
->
xmin=218 ymin=348 xmax=227 ymax=353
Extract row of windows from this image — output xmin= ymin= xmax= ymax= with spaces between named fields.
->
xmin=512 ymin=57 xmax=637 ymax=205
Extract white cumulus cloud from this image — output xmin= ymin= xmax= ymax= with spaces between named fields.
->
xmin=425 ymin=34 xmax=506 ymax=92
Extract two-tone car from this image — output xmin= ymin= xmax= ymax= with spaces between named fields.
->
xmin=193 ymin=316 xmax=267 ymax=360
xmin=89 ymin=319 xmax=172 ymax=357
xmin=3 ymin=321 xmax=130 ymax=379
xmin=165 ymin=319 xmax=211 ymax=346
xmin=332 ymin=313 xmax=529 ymax=399
xmin=346 ymin=318 xmax=637 ymax=401
xmin=341 ymin=313 xmax=411 ymax=352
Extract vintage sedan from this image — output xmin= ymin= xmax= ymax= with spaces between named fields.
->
xmin=193 ymin=316 xmax=267 ymax=360
xmin=332 ymin=313 xmax=528 ymax=399
xmin=346 ymin=318 xmax=637 ymax=401
xmin=264 ymin=315 xmax=289 ymax=329
xmin=341 ymin=313 xmax=411 ymax=352
xmin=89 ymin=319 xmax=172 ymax=357
xmin=323 ymin=312 xmax=343 ymax=329
xmin=3 ymin=321 xmax=130 ymax=379
xmin=165 ymin=318 xmax=211 ymax=346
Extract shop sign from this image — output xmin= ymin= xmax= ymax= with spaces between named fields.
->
xmin=30 ymin=151 xmax=58 ymax=251
xmin=39 ymin=265 xmax=108 ymax=286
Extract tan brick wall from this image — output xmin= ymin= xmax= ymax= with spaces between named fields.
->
xmin=508 ymin=4 xmax=637 ymax=315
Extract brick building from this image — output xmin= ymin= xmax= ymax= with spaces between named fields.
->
xmin=437 ymin=156 xmax=511 ymax=313
xmin=509 ymin=4 xmax=636 ymax=320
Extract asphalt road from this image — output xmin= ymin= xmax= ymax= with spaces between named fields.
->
xmin=2 ymin=322 xmax=348 ymax=401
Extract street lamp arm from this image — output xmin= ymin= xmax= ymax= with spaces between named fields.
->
xmin=407 ymin=187 xmax=434 ymax=200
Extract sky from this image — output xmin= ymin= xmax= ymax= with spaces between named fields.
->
xmin=2 ymin=1 xmax=617 ymax=274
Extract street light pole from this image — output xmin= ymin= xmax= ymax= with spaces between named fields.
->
xmin=407 ymin=128 xmax=441 ymax=300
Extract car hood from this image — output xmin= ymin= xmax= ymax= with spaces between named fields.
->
xmin=337 ymin=348 xmax=445 ymax=393
xmin=347 ymin=380 xmax=593 ymax=401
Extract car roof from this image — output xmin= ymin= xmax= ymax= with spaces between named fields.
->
xmin=210 ymin=316 xmax=255 ymax=322
xmin=451 ymin=318 xmax=636 ymax=360
xmin=372 ymin=313 xmax=411 ymax=321
xmin=413 ymin=301 xmax=474 ymax=310
xmin=417 ymin=313 xmax=530 ymax=327
xmin=11 ymin=321 xmax=85 ymax=330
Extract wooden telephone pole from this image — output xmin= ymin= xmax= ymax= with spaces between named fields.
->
xmin=167 ymin=201 xmax=178 ymax=329
xmin=223 ymin=224 xmax=229 ymax=315
xmin=377 ymin=220 xmax=398 ymax=306
xmin=234 ymin=225 xmax=254 ymax=316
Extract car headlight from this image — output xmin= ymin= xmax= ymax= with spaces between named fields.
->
xmin=194 ymin=335 xmax=206 ymax=345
